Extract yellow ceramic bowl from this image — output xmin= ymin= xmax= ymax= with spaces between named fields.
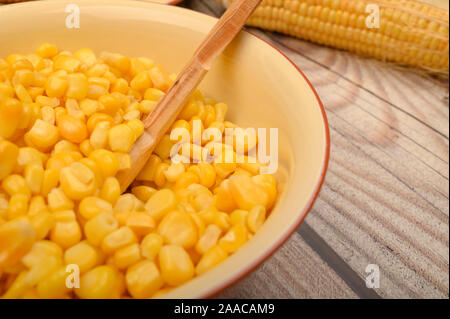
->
xmin=0 ymin=0 xmax=330 ymax=298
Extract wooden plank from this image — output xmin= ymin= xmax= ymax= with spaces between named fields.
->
xmin=188 ymin=0 xmax=449 ymax=299
xmin=216 ymin=232 xmax=359 ymax=299
xmin=258 ymin=33 xmax=449 ymax=298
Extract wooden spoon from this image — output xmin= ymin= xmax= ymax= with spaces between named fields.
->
xmin=116 ymin=0 xmax=262 ymax=192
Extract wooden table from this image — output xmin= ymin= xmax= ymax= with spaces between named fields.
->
xmin=184 ymin=0 xmax=449 ymax=299
xmin=0 ymin=0 xmax=448 ymax=300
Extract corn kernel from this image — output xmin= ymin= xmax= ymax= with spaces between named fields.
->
xmin=144 ymin=88 xmax=165 ymax=101
xmin=53 ymin=55 xmax=80 ymax=73
xmin=154 ymin=134 xmax=174 ymax=159
xmin=2 ymin=174 xmax=31 ymax=198
xmin=80 ymin=139 xmax=93 ymax=157
xmin=79 ymin=99 xmax=99 ymax=117
xmin=75 ymin=265 xmax=117 ymax=299
xmin=196 ymin=224 xmax=222 ymax=255
xmin=137 ymin=154 xmax=162 ymax=182
xmin=101 ymin=226 xmax=137 ymax=254
xmin=127 ymin=119 xmax=145 ymax=140
xmin=0 ymin=220 xmax=35 ymax=269
xmin=0 ymin=140 xmax=19 ymax=180
xmin=164 ymin=163 xmax=185 ymax=183
xmin=247 ymin=205 xmax=266 ymax=233
xmin=89 ymin=149 xmax=119 ymax=178
xmin=252 ymin=174 xmax=277 ymax=210
xmin=87 ymin=112 xmax=114 ymax=133
xmin=126 ymin=260 xmax=164 ymax=299
xmin=132 ymin=186 xmax=157 ymax=203
xmin=29 ymin=210 xmax=55 ymax=240
xmin=24 ymin=164 xmax=44 ymax=195
xmin=114 ymin=211 xmax=132 ymax=227
xmin=64 ymin=241 xmax=99 ymax=273
xmin=53 ymin=209 xmax=76 ymax=222
xmin=98 ymin=93 xmax=121 ymax=115
xmin=50 ymin=220 xmax=82 ymax=249
xmin=40 ymin=106 xmax=55 ymax=125
xmin=36 ymin=266 xmax=70 ymax=299
xmin=148 ymin=65 xmax=169 ymax=92
xmin=45 ymin=151 xmax=82 ymax=172
xmin=74 ymin=48 xmax=97 ymax=66
xmin=174 ymin=172 xmax=200 ymax=191
xmin=139 ymin=100 xmax=157 ymax=114
xmin=22 ymin=255 xmax=60 ymax=287
xmin=219 ymin=224 xmax=248 ymax=253
xmin=230 ymin=209 xmax=249 ymax=226
xmin=0 ymin=98 xmax=23 ymax=139
xmin=159 ymin=245 xmax=194 ymax=286
xmin=22 ymin=240 xmax=62 ymax=268
xmin=12 ymin=69 xmax=34 ymax=87
xmin=112 ymin=193 xmax=139 ymax=211
xmin=45 ymin=75 xmax=68 ymax=98
xmin=100 ymin=52 xmax=131 ymax=74
xmin=197 ymin=162 xmax=216 ymax=188
xmin=100 ymin=177 xmax=121 ymax=204
xmin=79 ymin=196 xmax=113 ymax=220
xmin=111 ymin=78 xmax=129 ymax=94
xmin=40 ymin=169 xmax=59 ymax=197
xmin=144 ymin=189 xmax=177 ymax=222
xmin=130 ymin=71 xmax=152 ymax=91
xmin=140 ymin=233 xmax=163 ymax=260
xmin=84 ymin=212 xmax=118 ymax=247
xmin=28 ymin=196 xmax=47 ymax=216
xmin=123 ymin=109 xmax=140 ymax=121
xmin=110 ymin=270 xmax=126 ymax=299
xmin=57 ymin=114 xmax=88 ymax=144
xmin=195 ymin=245 xmax=228 ymax=276
xmin=7 ymin=194 xmax=28 ymax=219
xmin=47 ymin=188 xmax=74 ymax=212
xmin=157 ymin=210 xmax=197 ymax=249
xmin=114 ymin=243 xmax=141 ymax=269
xmin=126 ymin=212 xmax=154 ymax=235
xmin=228 ymin=175 xmax=268 ymax=210
xmin=108 ymin=124 xmax=135 ymax=153
xmin=60 ymin=162 xmax=96 ymax=200
xmin=25 ymin=119 xmax=59 ymax=151
xmin=36 ymin=95 xmax=60 ymax=108
xmin=90 ymin=120 xmax=110 ymax=150
xmin=36 ymin=43 xmax=58 ymax=59
xmin=2 ymin=271 xmax=29 ymax=299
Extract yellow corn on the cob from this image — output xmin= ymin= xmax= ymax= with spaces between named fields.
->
xmin=219 ymin=0 xmax=449 ymax=75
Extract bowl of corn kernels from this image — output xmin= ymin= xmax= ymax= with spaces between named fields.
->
xmin=0 ymin=0 xmax=330 ymax=299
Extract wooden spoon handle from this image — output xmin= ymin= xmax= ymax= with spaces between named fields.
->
xmin=116 ymin=0 xmax=262 ymax=192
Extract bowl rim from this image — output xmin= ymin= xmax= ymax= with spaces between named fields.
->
xmin=0 ymin=0 xmax=330 ymax=298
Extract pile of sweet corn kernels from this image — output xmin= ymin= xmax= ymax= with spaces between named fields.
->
xmin=0 ymin=43 xmax=277 ymax=299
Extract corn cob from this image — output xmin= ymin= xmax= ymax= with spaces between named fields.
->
xmin=218 ymin=0 xmax=449 ymax=75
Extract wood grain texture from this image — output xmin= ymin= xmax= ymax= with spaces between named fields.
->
xmin=186 ymin=0 xmax=449 ymax=299
xmin=216 ymin=232 xmax=358 ymax=299
xmin=1 ymin=0 xmax=447 ymax=299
